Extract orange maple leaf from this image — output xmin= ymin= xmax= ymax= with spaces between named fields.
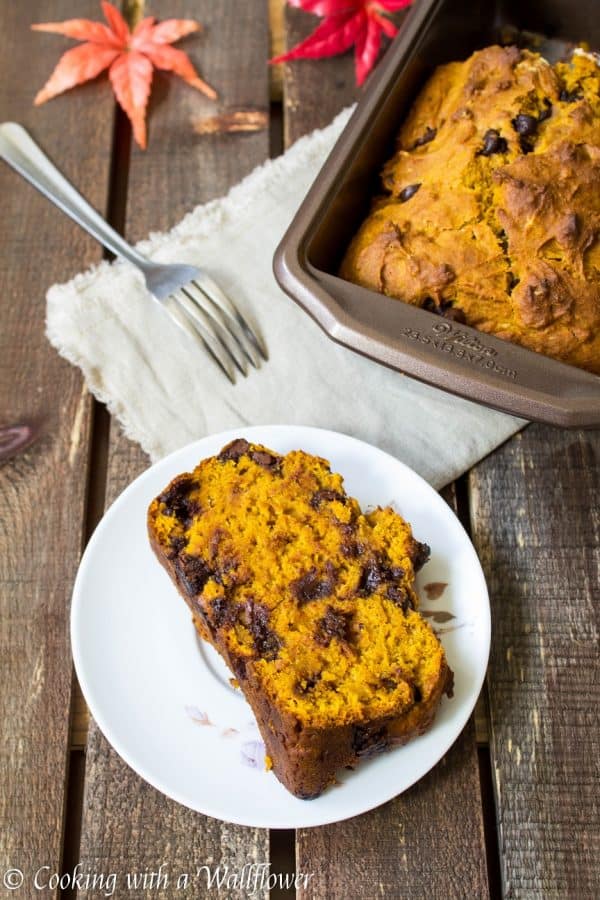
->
xmin=32 ymin=1 xmax=216 ymax=149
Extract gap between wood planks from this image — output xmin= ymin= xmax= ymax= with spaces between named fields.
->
xmin=453 ymin=474 xmax=502 ymax=900
xmin=61 ymin=99 xmax=132 ymax=900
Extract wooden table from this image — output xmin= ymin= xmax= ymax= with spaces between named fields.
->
xmin=1 ymin=2 xmax=598 ymax=897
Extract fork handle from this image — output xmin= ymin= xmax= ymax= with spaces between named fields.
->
xmin=0 ymin=122 xmax=146 ymax=268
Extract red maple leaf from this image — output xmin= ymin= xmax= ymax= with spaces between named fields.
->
xmin=271 ymin=0 xmax=413 ymax=86
xmin=32 ymin=1 xmax=216 ymax=149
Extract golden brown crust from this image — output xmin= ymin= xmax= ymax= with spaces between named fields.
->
xmin=148 ymin=439 xmax=453 ymax=799
xmin=341 ymin=46 xmax=600 ymax=374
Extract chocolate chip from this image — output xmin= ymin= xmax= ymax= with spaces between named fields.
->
xmin=442 ymin=306 xmax=466 ymax=324
xmin=159 ymin=474 xmax=194 ymax=507
xmin=352 ymin=725 xmax=388 ymax=758
xmin=512 ymin=114 xmax=538 ymax=136
xmin=247 ymin=603 xmax=281 ymax=660
xmin=358 ymin=557 xmax=405 ymax=595
xmin=166 ymin=535 xmax=185 ymax=561
xmin=339 ymin=522 xmax=363 ymax=558
xmin=399 ymin=183 xmax=421 ymax=203
xmin=159 ymin=475 xmax=199 ymax=526
xmin=310 ymin=488 xmax=347 ymax=509
xmin=387 ymin=584 xmax=412 ymax=613
xmin=210 ymin=596 xmax=239 ymax=629
xmin=291 ymin=566 xmax=336 ymax=605
xmin=249 ymin=449 xmax=281 ymax=472
xmin=359 ymin=560 xmax=385 ymax=594
xmin=215 ymin=555 xmax=239 ymax=581
xmin=175 ymin=554 xmax=211 ymax=596
xmin=231 ymin=654 xmax=247 ymax=681
xmin=339 ymin=522 xmax=356 ymax=536
xmin=295 ymin=673 xmax=320 ymax=695
xmin=410 ymin=540 xmax=430 ymax=572
xmin=218 ymin=438 xmax=250 ymax=462
xmin=423 ymin=297 xmax=465 ymax=323
xmin=477 ymin=129 xmax=508 ymax=157
xmin=511 ymin=114 xmax=539 ymax=153
xmin=208 ymin=527 xmax=225 ymax=560
xmin=315 ymin=607 xmax=352 ymax=647
xmin=518 ymin=136 xmax=534 ymax=154
xmin=381 ymin=674 xmax=422 ymax=701
xmin=560 ymin=88 xmax=582 ymax=103
xmin=410 ymin=126 xmax=436 ymax=149
xmin=341 ymin=539 xmax=364 ymax=558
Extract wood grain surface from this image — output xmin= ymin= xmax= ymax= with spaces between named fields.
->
xmin=76 ymin=2 xmax=271 ymax=896
xmin=281 ymin=15 xmax=490 ymax=900
xmin=470 ymin=426 xmax=600 ymax=898
xmin=298 ymin=720 xmax=487 ymax=900
xmin=2 ymin=1 xmax=599 ymax=898
xmin=282 ymin=3 xmax=357 ymax=147
xmin=0 ymin=2 xmax=114 ymax=894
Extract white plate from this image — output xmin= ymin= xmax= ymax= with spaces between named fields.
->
xmin=71 ymin=425 xmax=490 ymax=829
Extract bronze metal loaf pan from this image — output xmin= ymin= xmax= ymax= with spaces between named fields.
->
xmin=273 ymin=0 xmax=600 ymax=427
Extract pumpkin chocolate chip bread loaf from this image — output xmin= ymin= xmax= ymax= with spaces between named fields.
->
xmin=148 ymin=438 xmax=453 ymax=799
xmin=341 ymin=45 xmax=600 ymax=374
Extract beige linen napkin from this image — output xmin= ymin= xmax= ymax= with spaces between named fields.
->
xmin=46 ymin=108 xmax=523 ymax=489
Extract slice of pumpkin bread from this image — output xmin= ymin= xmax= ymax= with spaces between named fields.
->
xmin=148 ymin=438 xmax=453 ymax=799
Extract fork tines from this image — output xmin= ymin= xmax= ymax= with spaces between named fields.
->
xmin=171 ymin=274 xmax=267 ymax=383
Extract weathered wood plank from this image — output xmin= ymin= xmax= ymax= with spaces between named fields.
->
xmin=282 ymin=3 xmax=357 ymax=147
xmin=298 ymin=720 xmax=487 ymax=900
xmin=269 ymin=0 xmax=285 ymax=101
xmin=0 ymin=1 xmax=115 ymax=891
xmin=77 ymin=2 xmax=271 ymax=894
xmin=126 ymin=0 xmax=270 ymax=242
xmin=284 ymin=16 xmax=490 ymax=899
xmin=470 ymin=425 xmax=600 ymax=898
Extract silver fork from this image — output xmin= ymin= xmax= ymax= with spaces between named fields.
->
xmin=0 ymin=122 xmax=266 ymax=383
